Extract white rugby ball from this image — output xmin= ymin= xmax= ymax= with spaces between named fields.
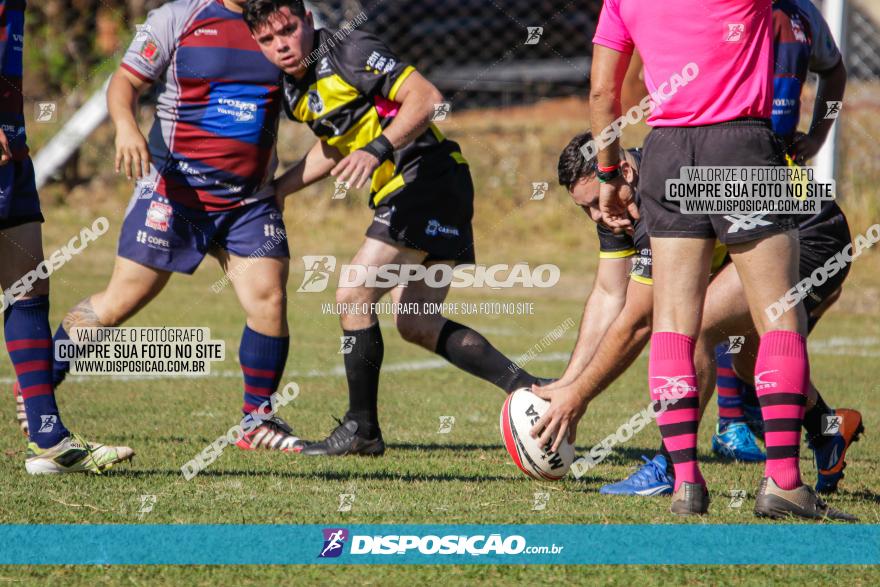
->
xmin=500 ymin=388 xmax=575 ymax=480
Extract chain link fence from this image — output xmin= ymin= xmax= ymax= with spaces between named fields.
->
xmin=309 ymin=0 xmax=598 ymax=108
xmin=310 ymin=0 xmax=880 ymax=108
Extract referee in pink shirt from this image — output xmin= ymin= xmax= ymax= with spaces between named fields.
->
xmin=582 ymin=0 xmax=853 ymax=519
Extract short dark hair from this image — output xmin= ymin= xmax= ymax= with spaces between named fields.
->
xmin=557 ymin=131 xmax=597 ymax=190
xmin=243 ymin=0 xmax=307 ymax=31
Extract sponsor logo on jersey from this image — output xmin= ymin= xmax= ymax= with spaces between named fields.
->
xmin=218 ymin=98 xmax=257 ymax=122
xmin=308 ymin=90 xmax=324 ymax=113
xmin=366 ymin=51 xmax=396 ymax=74
xmin=195 ymin=28 xmax=218 ymax=37
xmin=317 ymin=57 xmax=332 ymax=75
xmin=140 ymin=39 xmax=159 ymax=63
xmin=145 ymin=201 xmax=172 ymax=232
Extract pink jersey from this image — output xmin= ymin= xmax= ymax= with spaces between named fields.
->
xmin=594 ymin=0 xmax=774 ymax=127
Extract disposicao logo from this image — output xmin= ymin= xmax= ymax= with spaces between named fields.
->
xmin=319 ymin=528 xmax=348 ymax=558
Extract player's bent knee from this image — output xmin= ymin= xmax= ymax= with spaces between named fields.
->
xmin=396 ymin=315 xmax=431 ymax=346
xmin=335 ymin=286 xmax=371 ymax=307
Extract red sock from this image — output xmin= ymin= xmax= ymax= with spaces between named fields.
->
xmin=650 ymin=332 xmax=704 ymax=491
xmin=755 ymin=330 xmax=808 ymax=490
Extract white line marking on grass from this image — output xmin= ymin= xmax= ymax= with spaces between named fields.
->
xmin=2 ymin=335 xmax=875 ymax=384
xmin=0 ymin=353 xmax=574 ymax=384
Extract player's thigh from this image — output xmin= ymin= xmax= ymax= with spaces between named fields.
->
xmin=338 ymin=237 xmax=428 ymax=305
xmin=727 ymin=230 xmax=806 ymax=335
xmin=651 ymin=236 xmax=715 ymax=337
xmin=96 ymin=256 xmax=172 ymax=321
xmin=0 ymin=221 xmax=48 ymax=296
xmin=700 ymin=262 xmax=757 ymax=349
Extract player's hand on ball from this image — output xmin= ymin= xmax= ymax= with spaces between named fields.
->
xmin=115 ymin=122 xmax=151 ymax=180
xmin=598 ymin=176 xmax=634 ymax=233
xmin=531 ymin=378 xmax=567 ymax=395
xmin=331 ymin=150 xmax=380 ymax=190
xmin=529 ymin=383 xmax=587 ymax=454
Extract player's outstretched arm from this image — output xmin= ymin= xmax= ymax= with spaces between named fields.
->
xmin=108 ymin=67 xmax=152 ymax=180
xmin=554 ymin=257 xmax=631 ymax=385
xmin=275 ymin=140 xmax=343 ymax=200
xmin=531 ymin=280 xmax=653 ymax=452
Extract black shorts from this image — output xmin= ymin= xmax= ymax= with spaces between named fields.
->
xmin=712 ymin=202 xmax=851 ymax=331
xmin=799 ymin=204 xmax=852 ymax=331
xmin=366 ymin=161 xmax=476 ymax=263
xmin=640 ymin=119 xmax=797 ymax=245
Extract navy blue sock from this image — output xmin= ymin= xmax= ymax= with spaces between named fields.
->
xmin=5 ymin=296 xmax=69 ymax=448
xmin=239 ymin=326 xmax=289 ymax=416
xmin=716 ymin=343 xmax=746 ymax=424
xmin=51 ymin=325 xmax=71 ymax=387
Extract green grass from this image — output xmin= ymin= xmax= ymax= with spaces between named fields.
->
xmin=3 ymin=97 xmax=880 ymax=584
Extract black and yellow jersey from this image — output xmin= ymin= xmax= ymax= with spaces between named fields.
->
xmin=282 ymin=28 xmax=467 ymax=207
xmin=594 ymin=150 xmax=728 ymax=285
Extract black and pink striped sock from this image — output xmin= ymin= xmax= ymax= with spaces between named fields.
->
xmin=755 ymin=330 xmax=808 ymax=490
xmin=650 ymin=332 xmax=704 ymax=491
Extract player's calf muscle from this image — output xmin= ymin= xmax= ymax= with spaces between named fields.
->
xmin=62 ymin=297 xmax=105 ymax=332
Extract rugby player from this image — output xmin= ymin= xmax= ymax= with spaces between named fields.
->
xmin=2 ymin=0 xmax=133 ymax=473
xmin=532 ymin=132 xmax=860 ymax=500
xmin=244 ymin=0 xmax=549 ymax=456
xmin=14 ymin=0 xmax=302 ymax=452
xmin=538 ymin=0 xmax=862 ymax=497
xmin=559 ymin=0 xmax=848 ymax=518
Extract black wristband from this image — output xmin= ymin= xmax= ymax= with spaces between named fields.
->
xmin=360 ymin=134 xmax=394 ymax=163
xmin=596 ymin=166 xmax=622 ymax=183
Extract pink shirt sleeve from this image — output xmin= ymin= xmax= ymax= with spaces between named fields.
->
xmin=593 ymin=0 xmax=635 ymax=54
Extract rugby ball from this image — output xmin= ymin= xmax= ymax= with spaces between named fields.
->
xmin=500 ymin=388 xmax=575 ymax=480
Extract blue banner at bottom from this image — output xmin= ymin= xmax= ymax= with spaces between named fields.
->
xmin=0 ymin=524 xmax=878 ymax=565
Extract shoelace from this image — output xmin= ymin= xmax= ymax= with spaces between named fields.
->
xmin=629 ymin=456 xmax=664 ymax=484
xmin=729 ymin=424 xmax=760 ymax=449
xmin=71 ymin=433 xmax=103 ymax=475
xmin=325 ymin=417 xmax=352 ymax=448
xmin=263 ymin=415 xmax=294 ymax=435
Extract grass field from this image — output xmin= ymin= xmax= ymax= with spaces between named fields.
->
xmin=2 ymin=96 xmax=880 ymax=584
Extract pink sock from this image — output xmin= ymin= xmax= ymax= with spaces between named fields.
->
xmin=650 ymin=332 xmax=704 ymax=491
xmin=755 ymin=330 xmax=808 ymax=490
